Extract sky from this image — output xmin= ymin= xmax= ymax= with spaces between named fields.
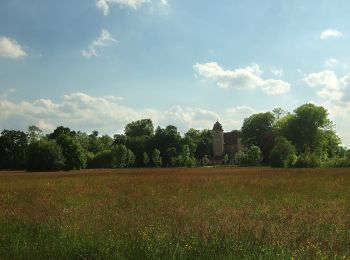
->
xmin=1 ymin=0 xmax=350 ymax=146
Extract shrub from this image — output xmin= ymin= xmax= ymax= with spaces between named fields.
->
xmin=26 ymin=140 xmax=65 ymax=171
xmin=234 ymin=150 xmax=249 ymax=166
xmin=269 ymin=137 xmax=297 ymax=168
xmin=294 ymin=152 xmax=321 ymax=168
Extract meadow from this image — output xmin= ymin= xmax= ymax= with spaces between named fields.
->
xmin=0 ymin=167 xmax=350 ymax=259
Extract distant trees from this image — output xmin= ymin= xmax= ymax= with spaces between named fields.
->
xmin=26 ymin=140 xmax=65 ymax=171
xmin=0 ymin=130 xmax=27 ymax=170
xmin=0 ymin=103 xmax=349 ymax=171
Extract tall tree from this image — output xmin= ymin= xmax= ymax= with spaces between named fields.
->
xmin=125 ymin=119 xmax=154 ymax=137
xmin=282 ymin=103 xmax=333 ymax=153
xmin=241 ymin=112 xmax=275 ymax=162
xmin=0 ymin=130 xmax=28 ymax=169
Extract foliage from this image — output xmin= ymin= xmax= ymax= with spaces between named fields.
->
xmin=142 ymin=152 xmax=149 ymax=167
xmin=246 ymin=145 xmax=263 ymax=166
xmin=27 ymin=125 xmax=43 ymax=144
xmin=282 ymin=103 xmax=333 ymax=153
xmin=294 ymin=152 xmax=322 ymax=168
xmin=26 ymin=140 xmax=65 ymax=171
xmin=241 ymin=112 xmax=275 ymax=162
xmin=0 ymin=130 xmax=28 ymax=170
xmin=87 ymin=150 xmax=113 ymax=169
xmin=124 ymin=119 xmax=154 ymax=138
xmin=151 ymin=149 xmax=162 ymax=168
xmin=269 ymin=137 xmax=297 ymax=168
xmin=234 ymin=150 xmax=249 ymax=166
xmin=112 ymin=144 xmax=128 ymax=168
xmin=126 ymin=149 xmax=135 ymax=167
xmin=56 ymin=134 xmax=87 ymax=170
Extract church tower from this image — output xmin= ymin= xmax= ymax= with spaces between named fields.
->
xmin=212 ymin=120 xmax=224 ymax=162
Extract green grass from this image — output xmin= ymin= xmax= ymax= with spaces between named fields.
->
xmin=0 ymin=167 xmax=350 ymax=259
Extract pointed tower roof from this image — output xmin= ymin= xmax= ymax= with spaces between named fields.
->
xmin=213 ymin=120 xmax=223 ymax=131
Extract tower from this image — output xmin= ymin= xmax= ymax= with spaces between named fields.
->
xmin=212 ymin=120 xmax=224 ymax=162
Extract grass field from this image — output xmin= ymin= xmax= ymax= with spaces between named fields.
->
xmin=0 ymin=167 xmax=350 ymax=259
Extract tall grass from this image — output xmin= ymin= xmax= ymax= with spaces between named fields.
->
xmin=1 ymin=168 xmax=350 ymax=259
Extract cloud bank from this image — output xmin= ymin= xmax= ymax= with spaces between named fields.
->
xmin=0 ymin=92 xmax=253 ymax=135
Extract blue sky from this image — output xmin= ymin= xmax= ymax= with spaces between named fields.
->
xmin=1 ymin=0 xmax=350 ymax=146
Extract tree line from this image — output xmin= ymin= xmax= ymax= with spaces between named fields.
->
xmin=0 ymin=103 xmax=349 ymax=171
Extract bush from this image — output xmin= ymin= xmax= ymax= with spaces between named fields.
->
xmin=26 ymin=140 xmax=65 ymax=171
xmin=234 ymin=150 xmax=249 ymax=166
xmin=269 ymin=137 xmax=297 ymax=168
xmin=294 ymin=152 xmax=321 ymax=168
xmin=234 ymin=146 xmax=263 ymax=166
xmin=322 ymin=157 xmax=350 ymax=168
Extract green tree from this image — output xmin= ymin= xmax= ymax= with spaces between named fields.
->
xmin=125 ymin=119 xmax=154 ymax=137
xmin=241 ymin=112 xmax=275 ymax=162
xmin=126 ymin=149 xmax=136 ymax=167
xmin=153 ymin=125 xmax=182 ymax=166
xmin=282 ymin=103 xmax=332 ymax=153
xmin=49 ymin=126 xmax=75 ymax=140
xmin=247 ymin=145 xmax=263 ymax=166
xmin=112 ymin=144 xmax=128 ymax=168
xmin=143 ymin=152 xmax=149 ymax=167
xmin=56 ymin=135 xmax=87 ymax=170
xmin=151 ymin=148 xmax=162 ymax=168
xmin=27 ymin=125 xmax=43 ymax=144
xmin=269 ymin=137 xmax=297 ymax=168
xmin=26 ymin=139 xmax=65 ymax=171
xmin=0 ymin=130 xmax=28 ymax=170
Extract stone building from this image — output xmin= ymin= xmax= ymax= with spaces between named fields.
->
xmin=212 ymin=120 xmax=243 ymax=163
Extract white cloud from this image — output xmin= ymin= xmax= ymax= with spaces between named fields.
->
xmin=324 ymin=58 xmax=338 ymax=67
xmin=320 ymin=29 xmax=344 ymax=40
xmin=81 ymin=29 xmax=117 ymax=58
xmin=227 ymin=106 xmax=257 ymax=116
xmin=270 ymin=67 xmax=284 ymax=77
xmin=0 ymin=37 xmax=27 ymax=59
xmin=0 ymin=92 xmax=256 ymax=135
xmin=303 ymin=70 xmax=347 ymax=101
xmin=96 ymin=0 xmax=151 ymax=15
xmin=193 ymin=62 xmax=291 ymax=95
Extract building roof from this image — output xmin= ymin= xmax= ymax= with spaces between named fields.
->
xmin=213 ymin=120 xmax=223 ymax=131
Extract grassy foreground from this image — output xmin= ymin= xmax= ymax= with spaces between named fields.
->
xmin=0 ymin=167 xmax=350 ymax=259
